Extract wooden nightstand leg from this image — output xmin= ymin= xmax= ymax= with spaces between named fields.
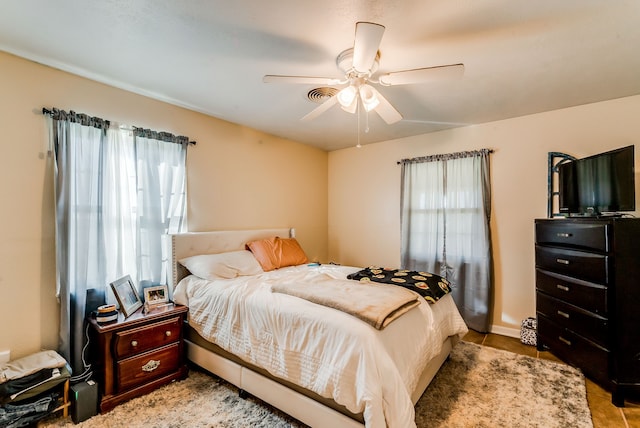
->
xmin=63 ymin=379 xmax=70 ymax=417
xmin=52 ymin=379 xmax=71 ymax=417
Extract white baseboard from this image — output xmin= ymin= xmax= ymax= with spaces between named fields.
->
xmin=490 ymin=324 xmax=521 ymax=339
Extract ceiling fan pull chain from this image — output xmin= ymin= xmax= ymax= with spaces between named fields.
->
xmin=356 ymin=98 xmax=361 ymax=148
xmin=364 ymin=108 xmax=370 ymax=133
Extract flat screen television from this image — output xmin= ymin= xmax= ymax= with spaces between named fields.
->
xmin=558 ymin=145 xmax=636 ymax=216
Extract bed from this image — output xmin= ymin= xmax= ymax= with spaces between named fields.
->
xmin=169 ymin=229 xmax=468 ymax=428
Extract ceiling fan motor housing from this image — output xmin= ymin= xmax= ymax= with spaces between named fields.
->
xmin=337 ymin=48 xmax=380 ymax=78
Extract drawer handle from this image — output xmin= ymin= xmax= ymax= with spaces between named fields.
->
xmin=556 ymin=284 xmax=570 ymax=292
xmin=131 ymin=340 xmax=138 ymax=347
xmin=556 ymin=232 xmax=572 ymax=238
xmin=556 ymin=258 xmax=570 ymax=265
xmin=559 ymin=336 xmax=572 ymax=346
xmin=165 ymin=331 xmax=172 ymax=337
xmin=557 ymin=310 xmax=570 ymax=319
xmin=142 ymin=359 xmax=161 ymax=372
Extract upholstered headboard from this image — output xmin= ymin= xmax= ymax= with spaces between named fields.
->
xmin=169 ymin=228 xmax=293 ymax=289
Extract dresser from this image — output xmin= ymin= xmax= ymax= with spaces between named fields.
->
xmin=89 ymin=304 xmax=188 ymax=412
xmin=535 ymin=217 xmax=640 ymax=406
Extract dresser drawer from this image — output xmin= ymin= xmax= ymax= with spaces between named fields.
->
xmin=536 ymin=269 xmax=607 ymax=315
xmin=535 ymin=221 xmax=609 ymax=252
xmin=535 ymin=246 xmax=608 ymax=284
xmin=116 ymin=343 xmax=180 ymax=391
xmin=537 ymin=315 xmax=610 ymax=386
xmin=537 ymin=292 xmax=608 ymax=348
xmin=114 ymin=316 xmax=182 ymax=359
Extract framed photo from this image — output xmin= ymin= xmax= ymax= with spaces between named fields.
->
xmin=143 ymin=285 xmax=170 ymax=305
xmin=110 ymin=275 xmax=143 ymax=318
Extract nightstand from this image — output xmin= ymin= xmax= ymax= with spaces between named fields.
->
xmin=88 ymin=304 xmax=188 ymax=412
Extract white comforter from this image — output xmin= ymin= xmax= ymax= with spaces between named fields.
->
xmin=173 ymin=264 xmax=468 ymax=428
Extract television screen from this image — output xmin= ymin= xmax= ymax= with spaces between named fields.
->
xmin=559 ymin=145 xmax=635 ymax=216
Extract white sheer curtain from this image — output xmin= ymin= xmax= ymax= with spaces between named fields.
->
xmin=400 ymin=149 xmax=493 ymax=332
xmin=103 ymin=128 xmax=137 ymax=297
xmin=49 ymin=110 xmax=188 ymax=377
xmin=134 ymin=134 xmax=187 ymax=287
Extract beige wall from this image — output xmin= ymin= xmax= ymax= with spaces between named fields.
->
xmin=0 ymin=51 xmax=328 ymax=359
xmin=328 ymin=95 xmax=640 ymax=335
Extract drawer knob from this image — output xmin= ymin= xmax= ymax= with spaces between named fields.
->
xmin=131 ymin=340 xmax=138 ymax=347
xmin=556 ymin=284 xmax=570 ymax=292
xmin=165 ymin=331 xmax=172 ymax=337
xmin=559 ymin=336 xmax=572 ymax=346
xmin=557 ymin=310 xmax=570 ymax=319
xmin=556 ymin=232 xmax=572 ymax=238
xmin=556 ymin=258 xmax=570 ymax=265
xmin=142 ymin=359 xmax=161 ymax=372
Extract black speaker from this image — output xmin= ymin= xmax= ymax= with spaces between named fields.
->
xmin=85 ymin=288 xmax=106 ymax=319
xmin=71 ymin=380 xmax=98 ymax=423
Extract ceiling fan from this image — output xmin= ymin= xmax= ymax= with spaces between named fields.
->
xmin=263 ymin=22 xmax=464 ymax=125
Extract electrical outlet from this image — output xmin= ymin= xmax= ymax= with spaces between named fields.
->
xmin=0 ymin=350 xmax=10 ymax=364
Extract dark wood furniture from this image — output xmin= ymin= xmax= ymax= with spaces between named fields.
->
xmin=89 ymin=304 xmax=188 ymax=412
xmin=535 ymin=217 xmax=640 ymax=406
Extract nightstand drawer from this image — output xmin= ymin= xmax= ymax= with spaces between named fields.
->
xmin=116 ymin=343 xmax=181 ymax=391
xmin=535 ymin=245 xmax=608 ymax=284
xmin=114 ymin=316 xmax=182 ymax=359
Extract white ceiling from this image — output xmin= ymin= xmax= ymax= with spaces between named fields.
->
xmin=1 ymin=1 xmax=640 ymax=151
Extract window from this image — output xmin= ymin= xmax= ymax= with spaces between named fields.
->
xmin=47 ymin=109 xmax=190 ymax=376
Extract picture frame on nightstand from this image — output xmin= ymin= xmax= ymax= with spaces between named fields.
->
xmin=110 ymin=275 xmax=143 ymax=318
xmin=143 ymin=285 xmax=169 ymax=305
xmin=143 ymin=284 xmax=173 ymax=313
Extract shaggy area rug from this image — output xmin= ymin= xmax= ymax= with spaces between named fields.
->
xmin=41 ymin=341 xmax=592 ymax=427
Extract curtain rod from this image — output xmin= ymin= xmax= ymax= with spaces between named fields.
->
xmin=42 ymin=107 xmax=196 ymax=146
xmin=397 ymin=148 xmax=493 ymax=165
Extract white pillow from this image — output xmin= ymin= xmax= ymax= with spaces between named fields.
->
xmin=179 ymin=250 xmax=263 ymax=280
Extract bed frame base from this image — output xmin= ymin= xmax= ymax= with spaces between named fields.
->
xmin=185 ymin=336 xmax=455 ymax=428
xmin=186 ymin=339 xmax=363 ymax=427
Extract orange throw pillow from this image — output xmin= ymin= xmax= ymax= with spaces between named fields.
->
xmin=246 ymin=237 xmax=309 ymax=271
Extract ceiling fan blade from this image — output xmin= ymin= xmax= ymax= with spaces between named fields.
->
xmin=369 ymin=87 xmax=402 ymax=124
xmin=301 ymin=96 xmax=338 ymax=122
xmin=379 ymin=63 xmax=465 ymax=86
xmin=352 ymin=22 xmax=385 ymax=73
xmin=263 ymin=75 xmax=344 ymax=85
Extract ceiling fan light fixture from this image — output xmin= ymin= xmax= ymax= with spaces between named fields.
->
xmin=337 ymin=86 xmax=357 ymax=108
xmin=340 ymin=97 xmax=358 ymax=113
xmin=359 ymin=84 xmax=379 ymax=112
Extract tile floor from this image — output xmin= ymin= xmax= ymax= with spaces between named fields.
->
xmin=463 ymin=330 xmax=640 ymax=428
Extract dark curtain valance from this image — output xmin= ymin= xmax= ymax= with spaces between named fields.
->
xmin=133 ymin=127 xmax=191 ymax=146
xmin=42 ymin=107 xmax=110 ymax=131
xmin=398 ymin=148 xmax=493 ymax=165
xmin=42 ymin=107 xmax=196 ymax=145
